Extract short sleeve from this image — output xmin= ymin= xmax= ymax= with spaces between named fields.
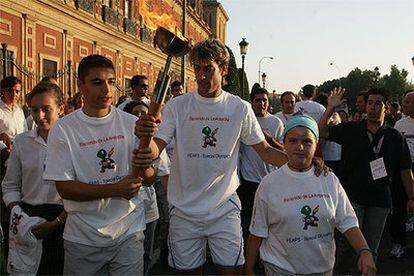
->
xmin=240 ymin=104 xmax=265 ymax=146
xmin=154 ymin=149 xmax=170 ymax=177
xmin=334 ymin=175 xmax=359 ymax=233
xmin=1 ymin=140 xmax=22 ymax=205
xmin=155 ymin=102 xmax=176 ymax=145
xmin=43 ymin=123 xmax=76 ymax=181
xmin=249 ymin=182 xmax=269 ymax=238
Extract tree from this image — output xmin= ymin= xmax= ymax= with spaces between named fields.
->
xmin=237 ymin=68 xmax=249 ymax=100
xmin=381 ymin=65 xmax=413 ymax=101
xmin=222 ymin=46 xmax=241 ymax=97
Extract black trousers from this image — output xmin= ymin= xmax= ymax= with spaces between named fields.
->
xmin=389 ymin=172 xmax=408 ymax=246
xmin=236 ymin=176 xmax=259 ymax=239
xmin=20 ymin=203 xmax=64 ymax=275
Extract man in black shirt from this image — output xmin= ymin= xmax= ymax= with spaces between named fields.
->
xmin=318 ymin=87 xmax=414 ymax=272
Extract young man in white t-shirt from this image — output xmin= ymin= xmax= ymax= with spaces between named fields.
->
xmin=238 ymin=87 xmax=284 ymax=237
xmin=134 ymin=38 xmax=288 ymax=274
xmin=275 ymin=91 xmax=296 ymax=126
xmin=44 ymin=55 xmax=155 ymax=274
xmin=294 ymin=84 xmax=326 ymax=122
xmin=117 ymin=75 xmax=150 ymax=111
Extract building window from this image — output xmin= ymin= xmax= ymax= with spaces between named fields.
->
xmin=42 ymin=59 xmax=58 ymax=78
xmin=125 ymin=0 xmax=132 ymax=19
xmin=0 ymin=50 xmax=15 ymax=79
xmin=103 ymin=0 xmax=113 ymax=7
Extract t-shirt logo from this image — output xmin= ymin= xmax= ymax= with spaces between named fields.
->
xmin=97 ymin=147 xmax=116 ymax=173
xmin=202 ymin=126 xmax=219 ymax=148
xmin=10 ymin=213 xmax=23 ymax=235
xmin=301 ymin=205 xmax=319 ymax=230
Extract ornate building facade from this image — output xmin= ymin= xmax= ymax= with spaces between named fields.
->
xmin=0 ymin=0 xmax=228 ymax=101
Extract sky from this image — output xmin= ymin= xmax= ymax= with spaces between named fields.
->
xmin=219 ymin=0 xmax=414 ymax=93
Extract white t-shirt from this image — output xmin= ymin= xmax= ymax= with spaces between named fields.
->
xmin=250 ymin=164 xmax=358 ymax=274
xmin=2 ymin=130 xmax=61 ymax=206
xmin=321 ymin=141 xmax=342 ymax=161
xmin=395 ymin=116 xmax=414 ymax=161
xmin=155 ymin=90 xmax=265 ymax=218
xmin=140 ymin=150 xmax=170 ymax=224
xmin=0 ymin=100 xmax=27 ymax=149
xmin=44 ymin=107 xmax=145 ymax=246
xmin=117 ymin=97 xmax=150 ymax=111
xmin=294 ymin=100 xmax=326 ymax=122
xmin=275 ymin=111 xmax=293 ymax=126
xmin=240 ymin=114 xmax=284 ymax=183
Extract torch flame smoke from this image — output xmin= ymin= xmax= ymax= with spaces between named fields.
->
xmin=139 ymin=0 xmax=188 ymax=42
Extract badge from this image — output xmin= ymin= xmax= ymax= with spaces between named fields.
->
xmin=370 ymin=157 xmax=387 ymax=181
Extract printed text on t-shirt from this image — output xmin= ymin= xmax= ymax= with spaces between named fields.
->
xmin=284 ymin=193 xmax=330 ymax=202
xmin=189 ymin=116 xmax=230 ymax=122
xmin=79 ymin=135 xmax=125 ymax=147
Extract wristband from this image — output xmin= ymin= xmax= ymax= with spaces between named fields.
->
xmin=56 ymin=217 xmax=64 ymax=225
xmin=357 ymin=248 xmax=376 ymax=257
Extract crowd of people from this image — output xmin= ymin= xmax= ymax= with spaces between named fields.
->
xmin=0 ymin=37 xmax=413 ymax=276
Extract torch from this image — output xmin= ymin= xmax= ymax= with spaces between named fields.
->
xmin=133 ymin=27 xmax=191 ymax=181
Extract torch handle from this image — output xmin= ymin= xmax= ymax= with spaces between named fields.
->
xmin=132 ymin=102 xmax=164 ymax=181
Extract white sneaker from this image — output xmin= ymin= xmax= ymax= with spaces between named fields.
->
xmin=390 ymin=243 xmax=404 ymax=258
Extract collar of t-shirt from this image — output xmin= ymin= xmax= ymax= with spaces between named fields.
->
xmin=27 ymin=129 xmax=47 ymax=146
xmin=194 ymin=90 xmax=224 ymax=104
xmin=76 ymin=106 xmax=115 ymax=125
xmin=0 ymin=99 xmax=18 ymax=112
xmin=283 ymin=164 xmax=315 ymax=179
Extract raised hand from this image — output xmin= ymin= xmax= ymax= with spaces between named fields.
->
xmin=328 ymin=87 xmax=346 ymax=109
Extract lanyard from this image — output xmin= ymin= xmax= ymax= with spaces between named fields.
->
xmin=367 ymin=132 xmax=384 ymax=159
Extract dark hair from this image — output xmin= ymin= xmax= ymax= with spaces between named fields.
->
xmin=189 ymin=38 xmax=229 ymax=68
xmin=365 ymin=87 xmax=389 ymax=103
xmin=26 ymin=82 xmax=64 ymax=106
xmin=1 ymin=76 xmax=22 ymax=90
xmin=314 ymin=93 xmax=328 ymax=108
xmin=123 ymin=101 xmax=149 ymax=114
xmin=40 ymin=76 xmax=58 ymax=84
xmin=357 ymin=91 xmax=368 ymax=102
xmin=171 ymin=80 xmax=182 ymax=89
xmin=115 ymin=95 xmax=128 ymax=107
xmin=131 ymin=75 xmax=148 ymax=88
xmin=390 ymin=102 xmax=400 ymax=109
xmin=280 ymin=91 xmax=295 ymax=102
xmin=250 ymin=87 xmax=268 ymax=102
xmin=77 ymin=54 xmax=115 ymax=82
xmin=302 ymin=84 xmax=316 ymax=98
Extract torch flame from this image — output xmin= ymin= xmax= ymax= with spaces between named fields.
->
xmin=139 ymin=0 xmax=188 ymax=42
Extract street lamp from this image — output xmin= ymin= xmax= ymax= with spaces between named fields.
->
xmin=374 ymin=66 xmax=380 ymax=84
xmin=258 ymin=56 xmax=274 ymax=83
xmin=261 ymin=72 xmax=267 ymax=89
xmin=239 ymin=38 xmax=249 ymax=97
xmin=329 ymin=62 xmax=342 ymax=87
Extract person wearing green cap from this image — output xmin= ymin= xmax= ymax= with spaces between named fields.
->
xmin=246 ymin=114 xmax=376 ymax=276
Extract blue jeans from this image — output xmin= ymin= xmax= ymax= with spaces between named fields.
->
xmin=335 ymin=202 xmax=389 ymax=274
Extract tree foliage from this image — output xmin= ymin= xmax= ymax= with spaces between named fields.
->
xmin=237 ymin=68 xmax=249 ymax=100
xmin=317 ymin=65 xmax=413 ymax=111
xmin=222 ymin=46 xmax=241 ymax=97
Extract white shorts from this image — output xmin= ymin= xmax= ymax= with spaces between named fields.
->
xmin=168 ymin=194 xmax=244 ymax=271
xmin=63 ymin=232 xmax=144 ymax=275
